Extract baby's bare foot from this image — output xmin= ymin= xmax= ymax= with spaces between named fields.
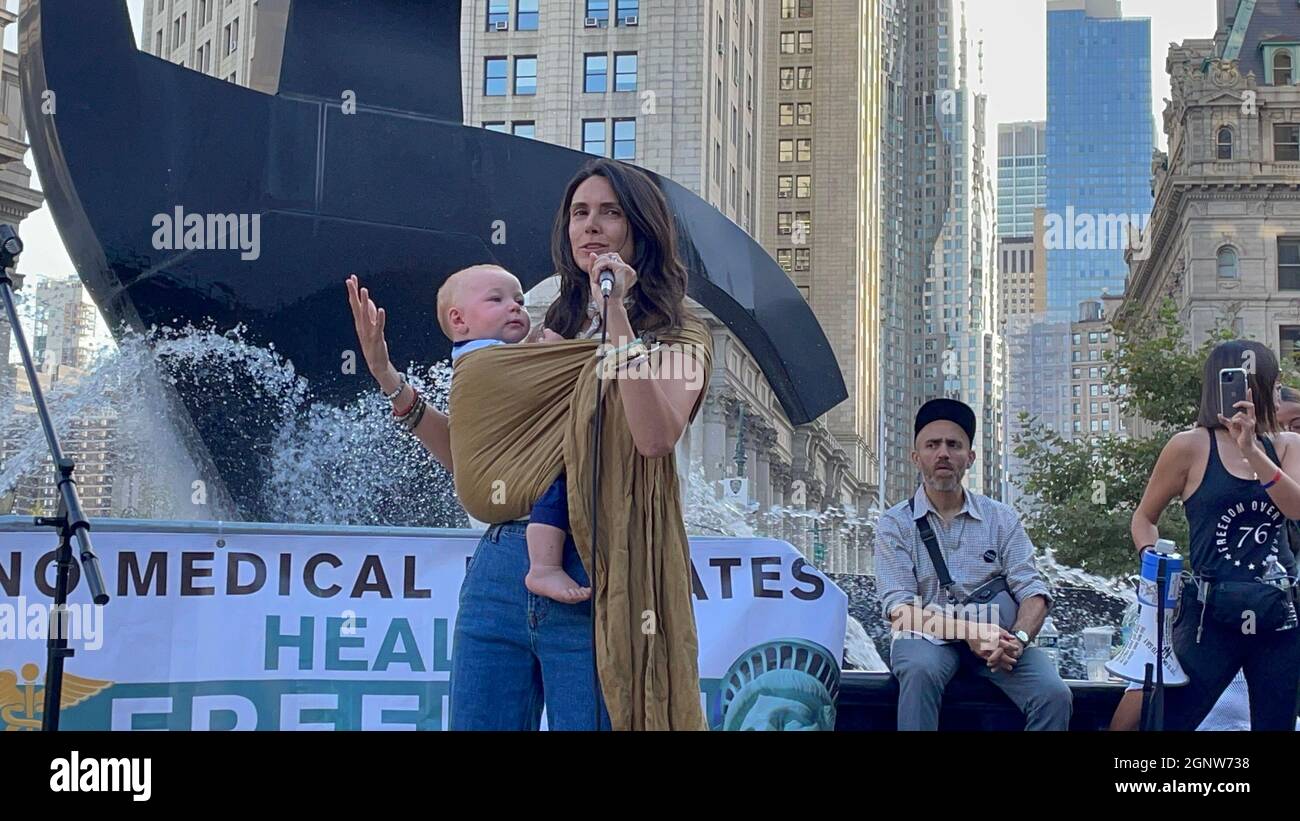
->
xmin=526 ymin=567 xmax=592 ymax=603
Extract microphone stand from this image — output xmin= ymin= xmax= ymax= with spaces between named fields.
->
xmin=589 ymin=275 xmax=613 ymax=731
xmin=1141 ymin=557 xmax=1168 ymax=732
xmin=0 ymin=225 xmax=110 ymax=732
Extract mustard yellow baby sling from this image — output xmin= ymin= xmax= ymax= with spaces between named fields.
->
xmin=448 ymin=319 xmax=712 ymax=731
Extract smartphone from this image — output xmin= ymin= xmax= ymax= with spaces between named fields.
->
xmin=1219 ymin=367 xmax=1249 ymax=419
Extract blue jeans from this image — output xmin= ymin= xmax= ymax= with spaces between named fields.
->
xmin=449 ymin=521 xmax=612 ymax=730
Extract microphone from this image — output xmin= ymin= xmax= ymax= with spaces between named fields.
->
xmin=598 ymin=265 xmax=616 ymax=298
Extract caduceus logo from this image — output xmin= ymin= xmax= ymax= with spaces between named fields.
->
xmin=0 ymin=663 xmax=112 ymax=730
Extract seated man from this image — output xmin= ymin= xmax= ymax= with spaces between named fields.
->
xmin=874 ymin=398 xmax=1072 ymax=731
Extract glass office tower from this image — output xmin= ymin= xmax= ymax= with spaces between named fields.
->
xmin=1045 ymin=0 xmax=1153 ymax=320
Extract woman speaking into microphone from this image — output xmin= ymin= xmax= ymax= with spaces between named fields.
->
xmin=347 ymin=158 xmax=713 ymax=730
xmin=1131 ymin=340 xmax=1300 ymax=730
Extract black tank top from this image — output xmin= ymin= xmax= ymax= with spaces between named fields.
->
xmin=1184 ymin=428 xmax=1298 ymax=581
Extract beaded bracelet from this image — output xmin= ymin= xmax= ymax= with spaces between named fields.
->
xmin=383 ymin=372 xmax=408 ymax=401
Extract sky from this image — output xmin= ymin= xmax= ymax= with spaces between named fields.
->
xmin=3 ymin=0 xmax=1218 ymax=282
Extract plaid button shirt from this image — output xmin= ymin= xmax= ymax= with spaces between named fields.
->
xmin=874 ymin=486 xmax=1054 ymax=620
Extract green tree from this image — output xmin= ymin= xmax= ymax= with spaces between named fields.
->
xmin=1011 ymin=299 xmax=1258 ymax=577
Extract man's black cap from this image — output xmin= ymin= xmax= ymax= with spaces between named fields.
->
xmin=914 ymin=398 xmax=976 ymax=445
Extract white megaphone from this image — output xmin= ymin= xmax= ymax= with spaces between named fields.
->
xmin=1106 ymin=540 xmax=1189 ymax=686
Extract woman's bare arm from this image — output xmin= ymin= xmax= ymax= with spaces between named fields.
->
xmin=1131 ymin=433 xmax=1190 ymax=551
xmin=347 ymin=275 xmax=453 ymax=470
xmin=601 ymin=303 xmax=702 ymax=458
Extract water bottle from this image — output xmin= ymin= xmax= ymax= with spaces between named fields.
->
xmin=1037 ymin=615 xmax=1061 ymax=673
xmin=1260 ymin=555 xmax=1298 ymax=632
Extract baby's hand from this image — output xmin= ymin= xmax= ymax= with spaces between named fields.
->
xmin=538 ymin=328 xmax=564 ymax=343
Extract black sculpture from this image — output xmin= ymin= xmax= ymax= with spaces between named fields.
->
xmin=19 ymin=0 xmax=847 ymax=520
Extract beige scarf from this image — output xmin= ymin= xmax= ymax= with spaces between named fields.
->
xmin=448 ymin=318 xmax=712 ymax=730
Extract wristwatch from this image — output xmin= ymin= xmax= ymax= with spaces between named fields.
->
xmin=1013 ymin=630 xmax=1030 ymax=648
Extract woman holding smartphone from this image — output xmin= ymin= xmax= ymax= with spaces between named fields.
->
xmin=1131 ymin=340 xmax=1300 ymax=730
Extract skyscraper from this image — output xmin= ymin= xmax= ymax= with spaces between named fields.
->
xmin=878 ymin=0 xmax=914 ymax=506
xmin=761 ymin=0 xmax=882 ymax=509
xmin=997 ymin=121 xmax=1046 ymax=239
xmin=901 ymin=0 xmax=1002 ymax=498
xmin=1045 ymin=0 xmax=1154 ymax=321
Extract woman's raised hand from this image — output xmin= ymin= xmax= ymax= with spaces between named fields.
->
xmin=345 ymin=274 xmax=397 ymax=387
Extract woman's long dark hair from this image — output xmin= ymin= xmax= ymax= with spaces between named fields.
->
xmin=1197 ymin=339 xmax=1280 ymax=434
xmin=543 ymin=159 xmax=691 ymax=338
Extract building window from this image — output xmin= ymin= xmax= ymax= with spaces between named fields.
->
xmin=778 ymin=212 xmax=792 ymax=236
xmin=1280 ymin=238 xmax=1300 ymax=289
xmin=798 ymin=0 xmax=813 ymax=16
xmin=614 ymin=53 xmax=637 ymax=92
xmin=777 ymin=249 xmax=793 ymax=272
xmin=584 ymin=54 xmax=608 ymax=93
xmin=1217 ymin=246 xmax=1239 ymax=278
xmin=795 ymin=175 xmax=812 ymax=198
xmin=1072 ymin=367 xmax=1081 ymax=378
xmin=780 ymin=32 xmax=795 ymax=54
xmin=779 ymin=139 xmax=794 ymax=163
xmin=155 ymin=29 xmax=163 ymax=54
xmin=615 ymin=0 xmax=639 ymax=25
xmin=795 ymin=211 xmax=811 ymax=239
xmin=613 ymin=118 xmax=636 ymax=160
xmin=1217 ymin=126 xmax=1233 ymax=160
xmin=780 ymin=68 xmax=795 ymax=91
xmin=223 ymin=19 xmax=238 ymax=55
xmin=798 ymin=31 xmax=813 ymax=54
xmin=1072 ymin=350 xmax=1081 ymax=362
xmin=484 ymin=121 xmax=508 ymax=132
xmin=794 ymin=248 xmax=811 ymax=271
xmin=797 ymin=138 xmax=812 ymax=162
xmin=780 ymin=103 xmax=794 ymax=126
xmin=1091 ymin=420 xmax=1100 ymax=432
xmin=1275 ymin=124 xmax=1300 ymax=161
xmin=1072 ymin=385 xmax=1081 ymax=397
xmin=1072 ymin=332 xmax=1081 ymax=344
xmin=518 ymin=0 xmax=540 ymax=30
xmin=781 ymin=0 xmax=795 ymax=18
xmin=1281 ymin=326 xmax=1300 ymax=364
xmin=777 ymin=175 xmax=793 ymax=198
xmin=586 ymin=0 xmax=610 ymax=25
xmin=1275 ymin=50 xmax=1293 ymax=85
xmin=797 ymin=102 xmax=812 ymax=125
xmin=487 ymin=0 xmax=509 ymax=30
xmin=514 ymin=57 xmax=538 ymax=95
xmin=583 ymin=119 xmax=607 ymax=155
xmin=1102 ymin=420 xmax=1111 ymax=432
xmin=797 ymin=66 xmax=813 ymax=89
xmin=730 ymin=166 xmax=738 ymax=208
xmin=731 ymin=105 xmax=738 ymax=145
xmin=512 ymin=121 xmax=536 ymax=139
xmin=1090 ymin=384 xmax=1100 ymax=397
xmin=485 ymin=57 xmax=509 ymax=95
xmin=714 ymin=141 xmax=721 ymax=184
